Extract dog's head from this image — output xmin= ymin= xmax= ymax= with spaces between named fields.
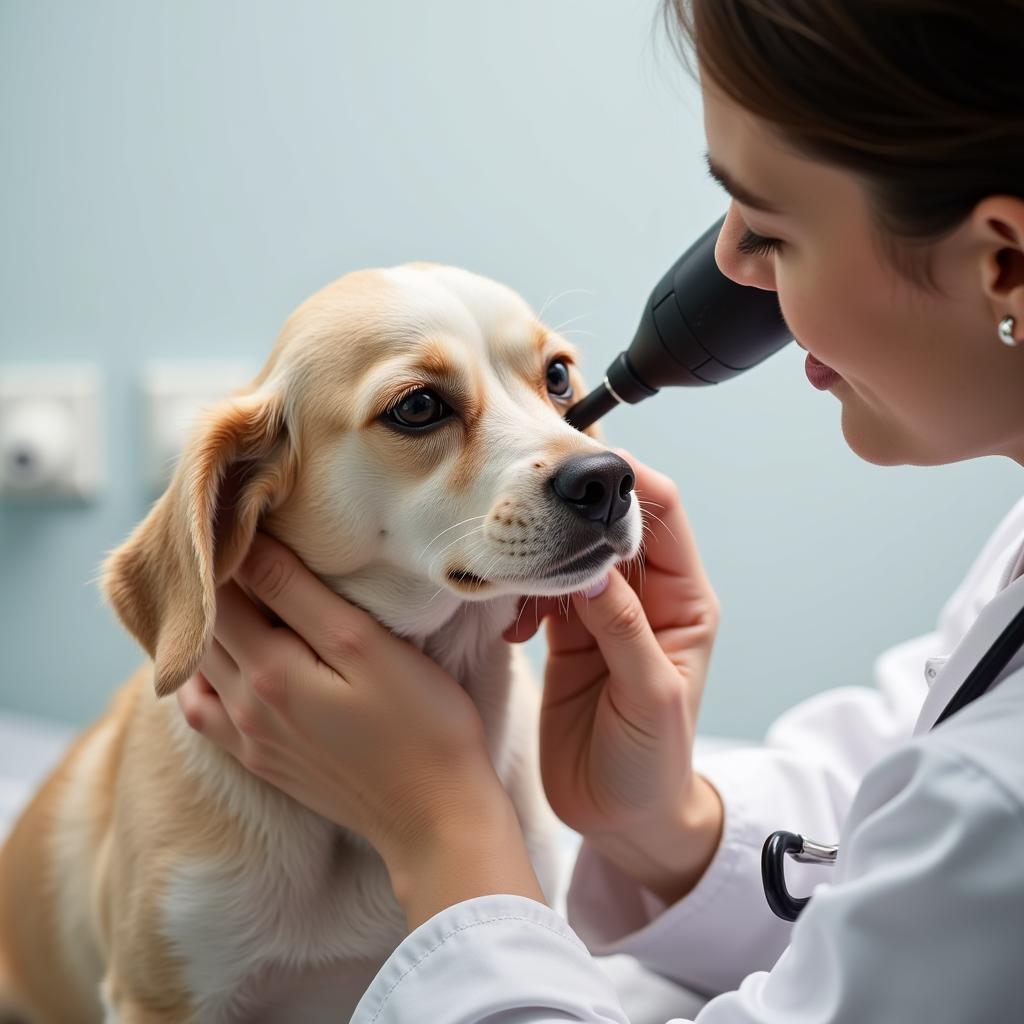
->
xmin=103 ymin=264 xmax=643 ymax=696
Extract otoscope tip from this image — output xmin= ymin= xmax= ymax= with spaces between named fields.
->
xmin=565 ymin=383 xmax=620 ymax=431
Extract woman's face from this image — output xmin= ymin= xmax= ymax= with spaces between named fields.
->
xmin=702 ymin=75 xmax=1024 ymax=467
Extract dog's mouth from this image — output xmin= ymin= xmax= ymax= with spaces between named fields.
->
xmin=446 ymin=541 xmax=617 ymax=594
xmin=537 ymin=541 xmax=614 ymax=579
xmin=446 ymin=568 xmax=491 ymax=593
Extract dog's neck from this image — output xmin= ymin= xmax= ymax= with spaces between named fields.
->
xmin=324 ymin=564 xmax=522 ymax=750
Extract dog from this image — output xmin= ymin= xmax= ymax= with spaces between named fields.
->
xmin=0 ymin=263 xmax=642 ymax=1023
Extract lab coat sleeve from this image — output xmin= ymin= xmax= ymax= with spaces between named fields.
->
xmin=349 ymin=892 xmax=636 ymax=1024
xmin=350 ymin=735 xmax=1023 ymax=1024
xmin=564 ymin=630 xmax=939 ymax=995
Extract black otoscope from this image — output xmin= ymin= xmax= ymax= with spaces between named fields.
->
xmin=565 ymin=214 xmax=793 ymax=431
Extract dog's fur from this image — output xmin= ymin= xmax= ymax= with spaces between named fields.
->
xmin=0 ymin=264 xmax=642 ymax=1023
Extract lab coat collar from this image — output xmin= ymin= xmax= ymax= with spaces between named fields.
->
xmin=914 ymin=571 xmax=1024 ymax=735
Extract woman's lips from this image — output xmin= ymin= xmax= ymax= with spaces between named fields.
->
xmin=804 ymin=352 xmax=842 ymax=390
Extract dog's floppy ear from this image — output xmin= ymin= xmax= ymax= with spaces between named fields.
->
xmin=102 ymin=388 xmax=296 ymax=698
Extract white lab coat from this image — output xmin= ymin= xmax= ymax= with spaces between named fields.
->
xmin=351 ymin=498 xmax=1024 ymax=1023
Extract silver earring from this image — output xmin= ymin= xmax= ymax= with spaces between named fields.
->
xmin=998 ymin=315 xmax=1019 ymax=347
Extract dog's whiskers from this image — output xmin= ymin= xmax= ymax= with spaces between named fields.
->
xmin=535 ymin=287 xmax=595 ymax=326
xmin=477 ymin=547 xmax=508 ymax=586
xmin=555 ymin=328 xmax=598 ymax=340
xmin=422 ymin=531 xmax=497 ymax=606
xmin=637 ymin=501 xmax=678 ymax=544
xmin=513 ymin=592 xmax=534 ymax=634
xmin=547 ymin=311 xmax=592 ymax=335
xmin=425 ymin=522 xmax=491 ymax=567
xmin=418 ymin=515 xmax=489 ymax=563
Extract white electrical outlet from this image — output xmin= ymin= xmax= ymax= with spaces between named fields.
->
xmin=0 ymin=364 xmax=104 ymax=500
xmin=143 ymin=361 xmax=256 ymax=491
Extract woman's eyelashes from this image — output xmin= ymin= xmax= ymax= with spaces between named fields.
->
xmin=736 ymin=226 xmax=784 ymax=257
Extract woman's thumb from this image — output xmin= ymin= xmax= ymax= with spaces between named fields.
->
xmin=570 ymin=568 xmax=665 ymax=681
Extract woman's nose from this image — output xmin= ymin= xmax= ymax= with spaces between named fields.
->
xmin=714 ymin=202 xmax=777 ymax=292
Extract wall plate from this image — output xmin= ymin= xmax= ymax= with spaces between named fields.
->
xmin=142 ymin=360 xmax=256 ymax=492
xmin=0 ymin=363 xmax=103 ymax=501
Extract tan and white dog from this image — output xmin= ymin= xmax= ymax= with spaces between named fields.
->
xmin=0 ymin=264 xmax=642 ymax=1023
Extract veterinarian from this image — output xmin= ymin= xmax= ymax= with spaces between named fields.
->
xmin=177 ymin=1 xmax=1024 ymax=1020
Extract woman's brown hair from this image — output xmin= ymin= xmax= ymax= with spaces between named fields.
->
xmin=663 ymin=0 xmax=1024 ymax=289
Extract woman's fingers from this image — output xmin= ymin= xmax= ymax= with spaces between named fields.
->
xmin=235 ymin=533 xmax=381 ymax=676
xmin=613 ymin=448 xmax=705 ymax=582
xmin=177 ymin=672 xmax=245 ymax=757
xmin=568 ymin=568 xmax=677 ymax=702
xmin=210 ymin=578 xmax=277 ymax=666
xmin=206 ymin=637 xmax=238 ymax=679
xmin=209 ymin=579 xmax=309 ymax=720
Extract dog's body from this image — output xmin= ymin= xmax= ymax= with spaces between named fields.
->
xmin=0 ymin=264 xmax=641 ymax=1022
xmin=1 ymin=609 xmax=558 ymax=1023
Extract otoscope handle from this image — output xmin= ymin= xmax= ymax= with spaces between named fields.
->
xmin=566 ymin=215 xmax=793 ymax=431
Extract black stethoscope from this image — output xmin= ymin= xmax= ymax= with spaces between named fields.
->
xmin=761 ymin=598 xmax=1024 ymax=922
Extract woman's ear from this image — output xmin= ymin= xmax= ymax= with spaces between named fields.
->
xmin=972 ymin=195 xmax=1024 ymax=331
xmin=102 ymin=388 xmax=296 ymax=697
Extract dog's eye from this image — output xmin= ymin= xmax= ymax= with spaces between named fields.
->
xmin=546 ymin=360 xmax=573 ymax=399
xmin=387 ymin=389 xmax=451 ymax=429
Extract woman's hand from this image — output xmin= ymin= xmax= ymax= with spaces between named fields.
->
xmin=175 ymin=533 xmax=542 ymax=922
xmin=505 ymin=452 xmax=724 ymax=903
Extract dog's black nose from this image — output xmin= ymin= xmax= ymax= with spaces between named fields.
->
xmin=550 ymin=452 xmax=634 ymax=526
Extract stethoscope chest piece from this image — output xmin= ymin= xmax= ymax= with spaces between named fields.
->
xmin=761 ymin=831 xmax=839 ymax=922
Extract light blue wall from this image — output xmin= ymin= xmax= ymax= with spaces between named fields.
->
xmin=1 ymin=0 xmax=1020 ymax=740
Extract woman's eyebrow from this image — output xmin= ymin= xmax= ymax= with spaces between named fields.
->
xmin=705 ymin=153 xmax=784 ymax=215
